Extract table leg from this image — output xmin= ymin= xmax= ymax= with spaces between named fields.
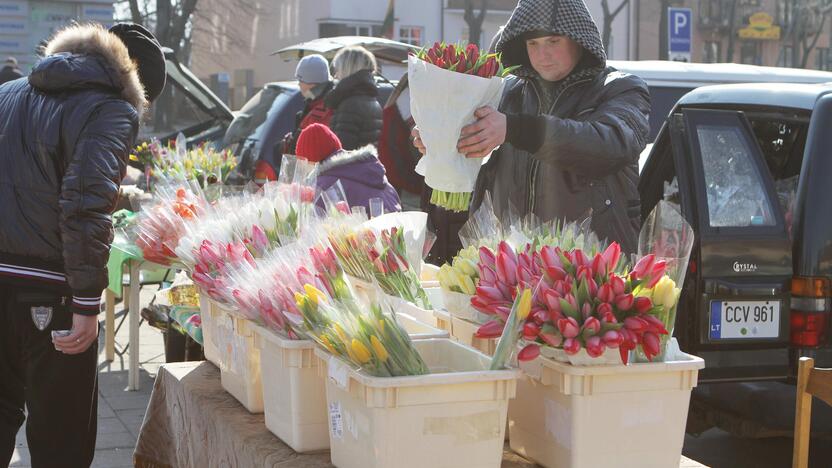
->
xmin=105 ymin=289 xmax=115 ymax=362
xmin=128 ymin=261 xmax=141 ymax=391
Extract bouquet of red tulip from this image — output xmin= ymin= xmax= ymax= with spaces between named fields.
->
xmin=409 ymin=42 xmax=516 ymax=212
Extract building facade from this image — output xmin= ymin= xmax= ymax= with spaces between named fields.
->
xmin=188 ymin=0 xmax=633 ymax=108
xmin=0 ymin=0 xmax=114 ymax=70
xmin=634 ymin=0 xmax=832 ymax=70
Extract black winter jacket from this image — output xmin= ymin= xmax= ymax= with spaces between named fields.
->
xmin=472 ymin=0 xmax=650 ymax=253
xmin=325 ymin=69 xmax=383 ymax=150
xmin=0 ymin=27 xmax=145 ymax=315
xmin=0 ymin=65 xmax=23 ymax=85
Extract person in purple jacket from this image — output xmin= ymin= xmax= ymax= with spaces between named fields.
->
xmin=296 ymin=123 xmax=401 ymax=213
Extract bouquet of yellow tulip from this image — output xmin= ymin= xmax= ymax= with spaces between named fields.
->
xmin=294 ymin=283 xmax=429 ymax=377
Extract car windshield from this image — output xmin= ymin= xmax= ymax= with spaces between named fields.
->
xmin=138 ymin=59 xmax=224 ymax=142
xmin=224 ymin=87 xmax=288 ymax=147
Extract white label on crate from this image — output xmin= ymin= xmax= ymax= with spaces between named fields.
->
xmin=345 ymin=408 xmax=358 ymax=440
xmin=329 ymin=401 xmax=343 ymax=439
xmin=545 ymin=398 xmax=572 ymax=448
xmin=328 ymin=358 xmax=349 ymax=390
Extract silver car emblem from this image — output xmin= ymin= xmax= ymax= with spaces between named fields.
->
xmin=31 ymin=306 xmax=53 ymax=331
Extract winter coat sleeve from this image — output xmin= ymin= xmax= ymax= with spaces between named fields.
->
xmin=60 ymin=100 xmax=138 ymax=315
xmin=532 ymin=74 xmax=650 ymax=178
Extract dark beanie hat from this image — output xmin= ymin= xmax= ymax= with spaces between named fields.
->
xmin=109 ymin=23 xmax=166 ymax=102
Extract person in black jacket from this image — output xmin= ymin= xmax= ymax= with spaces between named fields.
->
xmin=325 ymin=46 xmax=383 ymax=150
xmin=0 ymin=57 xmax=22 ymax=85
xmin=0 ymin=23 xmax=165 ymax=467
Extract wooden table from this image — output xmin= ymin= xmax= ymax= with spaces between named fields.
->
xmin=134 ymin=362 xmax=709 ymax=467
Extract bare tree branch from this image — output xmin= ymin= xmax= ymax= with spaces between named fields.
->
xmin=463 ymin=0 xmax=488 ymax=46
xmin=601 ymin=0 xmax=629 ymax=53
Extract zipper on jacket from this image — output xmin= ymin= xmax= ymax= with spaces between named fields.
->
xmin=527 ymin=78 xmax=592 ymax=214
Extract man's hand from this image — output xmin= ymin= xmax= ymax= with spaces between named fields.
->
xmin=53 ymin=313 xmax=99 ymax=354
xmin=411 ymin=127 xmax=426 ymax=155
xmin=457 ymin=106 xmax=507 ymax=158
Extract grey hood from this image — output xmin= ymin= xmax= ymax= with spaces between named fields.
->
xmin=497 ymin=0 xmax=606 ymax=76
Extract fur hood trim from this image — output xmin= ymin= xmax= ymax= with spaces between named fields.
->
xmin=44 ymin=24 xmax=147 ymax=116
xmin=317 ymin=145 xmax=379 ymax=173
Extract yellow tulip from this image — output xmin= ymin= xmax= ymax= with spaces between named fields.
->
xmin=129 ymin=154 xmax=139 ymax=162
xmin=304 ymin=284 xmax=326 ymax=304
xmin=517 ymin=288 xmax=532 ymax=320
xmin=351 ymin=339 xmax=372 ymax=364
xmin=370 ymin=335 xmax=389 ymax=362
xmin=334 ymin=323 xmax=349 ymax=346
xmin=294 ymin=292 xmax=305 ymax=309
xmin=652 ymin=277 xmax=678 ymax=309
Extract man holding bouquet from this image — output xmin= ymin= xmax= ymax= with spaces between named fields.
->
xmin=414 ymin=0 xmax=650 ymax=253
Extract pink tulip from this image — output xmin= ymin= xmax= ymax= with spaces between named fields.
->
xmin=581 ymin=302 xmax=592 ymax=319
xmin=476 ymin=320 xmax=505 ymax=339
xmin=576 ymin=265 xmax=592 ymax=283
xmin=476 ymin=286 xmax=505 ymax=303
xmin=643 ymin=314 xmax=670 ymax=335
xmin=574 ymin=249 xmax=589 ymax=267
xmin=587 ymin=278 xmax=598 ymax=297
xmin=479 ymin=265 xmax=497 ymax=285
xmin=624 ymin=316 xmax=648 ymax=333
xmin=523 ymin=322 xmax=541 ymax=340
xmin=586 ymin=336 xmax=605 ymax=357
xmin=602 ymin=242 xmax=622 ymax=273
xmin=532 ymin=309 xmax=550 ymax=326
xmin=642 ymin=332 xmax=661 ymax=361
xmin=630 ymin=254 xmax=656 ymax=281
xmin=479 ymin=247 xmax=496 ymax=269
xmin=610 ymin=274 xmax=626 ymax=296
xmin=540 ymin=328 xmax=564 ymax=347
xmin=558 ymin=317 xmax=581 ymax=339
xmin=602 ymin=330 xmax=624 ymax=348
xmin=497 ymin=280 xmax=512 ymax=300
xmin=543 ymin=288 xmax=562 ymax=312
xmin=335 ymin=201 xmax=350 ymax=214
xmin=591 ymin=253 xmax=604 ymax=278
xmin=495 ymin=306 xmax=511 ymax=321
xmin=615 ymin=293 xmax=635 ymax=311
xmin=251 ymin=224 xmax=269 ymax=253
xmin=597 ymin=283 xmax=615 ymax=303
xmin=581 ymin=316 xmax=601 ymax=337
xmin=546 ymin=265 xmax=567 ymax=282
xmin=517 ymin=265 xmax=534 ymax=284
xmin=518 ymin=343 xmax=541 ymax=362
xmin=496 ymin=252 xmax=518 ymax=286
xmin=597 ymin=302 xmax=616 ymax=323
xmin=518 ymin=251 xmax=533 ymax=271
xmin=634 ymin=296 xmax=653 ymax=314
xmin=470 ymin=296 xmax=493 ymax=314
xmin=646 ymin=260 xmax=668 ymax=288
xmin=563 ymin=337 xmax=581 ymax=355
xmin=539 ymin=245 xmax=561 ymax=269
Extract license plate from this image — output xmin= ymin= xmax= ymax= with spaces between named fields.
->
xmin=709 ymin=300 xmax=780 ymax=339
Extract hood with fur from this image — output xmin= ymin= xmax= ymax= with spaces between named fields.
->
xmin=29 ymin=24 xmax=147 ymax=116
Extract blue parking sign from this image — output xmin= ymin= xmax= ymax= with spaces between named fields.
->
xmin=668 ymin=7 xmax=692 ymax=61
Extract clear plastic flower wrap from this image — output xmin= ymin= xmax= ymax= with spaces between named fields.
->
xmin=132 ymin=182 xmax=206 ymax=265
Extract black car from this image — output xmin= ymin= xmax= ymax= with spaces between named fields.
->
xmin=640 ymin=82 xmax=832 ymax=384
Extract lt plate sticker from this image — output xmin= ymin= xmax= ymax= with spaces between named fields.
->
xmin=709 ymin=300 xmax=780 ymax=339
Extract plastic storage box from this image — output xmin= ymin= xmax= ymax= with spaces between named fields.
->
xmin=450 ymin=316 xmax=498 ymax=356
xmin=509 ymin=350 xmax=705 ymax=468
xmin=217 ymin=307 xmax=264 ymax=413
xmin=198 ymin=294 xmax=221 ymax=367
xmin=317 ymin=339 xmax=519 ymax=468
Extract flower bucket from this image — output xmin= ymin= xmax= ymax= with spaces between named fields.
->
xmin=441 ymin=289 xmax=489 ymax=322
xmin=509 ymin=348 xmax=705 ymax=468
xmin=450 ymin=316 xmax=498 ymax=356
xmin=198 ymin=293 xmax=221 ymax=367
xmin=317 ymin=339 xmax=519 ymax=468
xmin=215 ymin=301 xmax=264 ymax=413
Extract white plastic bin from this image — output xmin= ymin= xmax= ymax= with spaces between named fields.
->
xmin=509 ymin=350 xmax=705 ymax=468
xmin=420 ymin=263 xmax=440 ymax=289
xmin=451 ymin=316 xmax=498 ymax=356
xmin=217 ymin=306 xmax=264 ymax=414
xmin=317 ymin=339 xmax=520 ymax=468
xmin=433 ymin=309 xmax=452 ymax=334
xmin=198 ymin=293 xmax=221 ymax=367
xmin=397 ymin=313 xmax=449 ymax=339
xmin=424 ymin=287 xmax=444 ymax=310
xmin=253 ymin=324 xmax=329 ymax=452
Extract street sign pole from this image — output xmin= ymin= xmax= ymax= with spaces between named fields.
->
xmin=668 ymin=7 xmax=692 ymax=62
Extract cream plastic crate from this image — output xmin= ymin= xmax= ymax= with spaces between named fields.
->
xmin=420 ymin=262 xmax=441 ymax=289
xmin=433 ymin=309 xmax=452 ymax=334
xmin=509 ymin=349 xmax=705 ymax=468
xmin=253 ymin=325 xmax=329 ymax=452
xmin=450 ymin=316 xmax=498 ymax=356
xmin=198 ymin=293 xmax=221 ymax=367
xmin=424 ymin=287 xmax=444 ymax=310
xmin=316 ymin=339 xmax=520 ymax=468
xmin=397 ymin=312 xmax=449 ymax=339
xmin=217 ymin=307 xmax=264 ymax=414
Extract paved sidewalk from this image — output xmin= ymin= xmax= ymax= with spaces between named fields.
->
xmin=10 ymin=289 xmax=165 ymax=468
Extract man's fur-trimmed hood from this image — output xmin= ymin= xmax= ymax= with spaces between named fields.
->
xmin=29 ymin=24 xmax=148 ymax=116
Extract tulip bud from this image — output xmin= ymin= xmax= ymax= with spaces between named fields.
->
xmin=479 ymin=265 xmax=497 ymax=285
xmin=557 ymin=317 xmax=581 ymax=339
xmin=591 ymin=253 xmax=605 ymax=278
xmin=523 ymin=322 xmax=541 ymax=340
xmin=574 ymin=249 xmax=589 ymax=267
xmin=630 ymin=254 xmax=656 ymax=281
xmin=634 ymin=296 xmax=653 ymax=314
xmin=615 ymin=293 xmax=635 ymax=311
xmin=602 ymin=242 xmax=622 ymax=273
xmin=518 ymin=343 xmax=541 ymax=362
xmin=610 ymin=274 xmax=626 ymax=296
xmin=643 ymin=314 xmax=670 ymax=335
xmin=581 ymin=302 xmax=592 ymax=319
xmin=477 ymin=286 xmax=505 ymax=304
xmin=602 ymin=330 xmax=624 ymax=349
xmin=586 ymin=336 xmax=605 ymax=358
xmin=624 ymin=316 xmax=648 ymax=333
xmin=597 ymin=283 xmax=615 ymax=304
xmin=597 ymin=302 xmax=616 ymax=323
xmin=581 ymin=316 xmax=601 ymax=337
xmin=476 ymin=320 xmax=505 ymax=338
xmin=532 ymin=309 xmax=550 ymax=326
xmin=563 ymin=337 xmax=581 ymax=355
xmin=641 ymin=332 xmax=661 ymax=361
xmin=479 ymin=246 xmax=496 ymax=268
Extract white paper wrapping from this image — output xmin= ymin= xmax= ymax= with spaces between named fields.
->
xmin=408 ymin=55 xmax=506 ymax=193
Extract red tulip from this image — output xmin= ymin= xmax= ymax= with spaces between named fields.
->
xmin=497 ymin=281 xmax=512 ymax=300
xmin=597 ymin=283 xmax=615 ymax=303
xmin=532 ymin=309 xmax=550 ymax=326
xmin=610 ymin=274 xmax=626 ymax=296
xmin=581 ymin=302 xmax=592 ymax=319
xmin=518 ymin=250 xmax=533 ymax=271
xmin=470 ymin=296 xmax=494 ymax=314
xmin=479 ymin=247 xmax=496 ymax=269
xmin=476 ymin=320 xmax=504 ymax=339
xmin=557 ymin=317 xmax=580 ymax=339
xmin=630 ymin=254 xmax=656 ymax=281
xmin=602 ymin=242 xmax=622 ymax=273
xmin=540 ymin=246 xmax=562 ymax=269
xmin=563 ymin=337 xmax=581 ymax=355
xmin=586 ymin=336 xmax=605 ymax=357
xmin=581 ymin=316 xmax=601 ymax=337
xmin=602 ymin=330 xmax=624 ymax=348
xmin=646 ymin=260 xmax=668 ymax=288
xmin=479 ymin=265 xmax=497 ymax=285
xmin=495 ymin=306 xmax=511 ymax=321
xmin=587 ymin=278 xmax=598 ymax=297
xmin=518 ymin=343 xmax=541 ymax=362
xmin=597 ymin=302 xmax=616 ymax=323
xmin=624 ymin=316 xmax=648 ymax=333
xmin=476 ymin=286 xmax=505 ymax=303
xmin=634 ymin=296 xmax=653 ymax=314
xmin=643 ymin=314 xmax=670 ymax=335
xmin=496 ymin=252 xmax=517 ymax=286
xmin=523 ymin=322 xmax=541 ymax=340
xmin=642 ymin=332 xmax=661 ymax=361
xmin=540 ymin=330 xmax=564 ymax=348
xmin=591 ymin=253 xmax=605 ymax=278
xmin=574 ymin=249 xmax=589 ymax=267
xmin=615 ymin=293 xmax=635 ymax=311
xmin=517 ymin=265 xmax=534 ymax=284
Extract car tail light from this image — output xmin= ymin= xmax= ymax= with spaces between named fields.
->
xmin=790 ymin=277 xmax=831 ymax=348
xmin=253 ymin=160 xmax=277 ymax=185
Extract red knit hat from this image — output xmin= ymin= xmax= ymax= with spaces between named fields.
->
xmin=296 ymin=123 xmax=342 ymax=163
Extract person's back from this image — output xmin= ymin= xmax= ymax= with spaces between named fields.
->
xmin=325 ymin=46 xmax=383 ymax=150
xmin=296 ymin=123 xmax=401 ymax=213
xmin=0 ymin=23 xmax=165 ymax=468
xmin=0 ymin=57 xmax=23 ymax=85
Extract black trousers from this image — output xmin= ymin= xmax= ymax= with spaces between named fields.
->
xmin=0 ymin=285 xmax=98 ymax=468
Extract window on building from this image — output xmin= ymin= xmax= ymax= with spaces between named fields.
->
xmin=741 ymin=41 xmax=762 ymax=65
xmin=319 ymin=22 xmax=382 ymax=38
xmin=399 ymin=26 xmax=423 ymax=46
xmin=816 ymin=47 xmax=832 ymax=71
xmin=778 ymin=45 xmax=794 ymax=67
xmin=703 ymin=41 xmax=722 ymax=63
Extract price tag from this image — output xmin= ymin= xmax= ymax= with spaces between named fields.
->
xmin=329 ymin=401 xmax=343 ymax=439
xmin=328 ymin=358 xmax=349 ymax=390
